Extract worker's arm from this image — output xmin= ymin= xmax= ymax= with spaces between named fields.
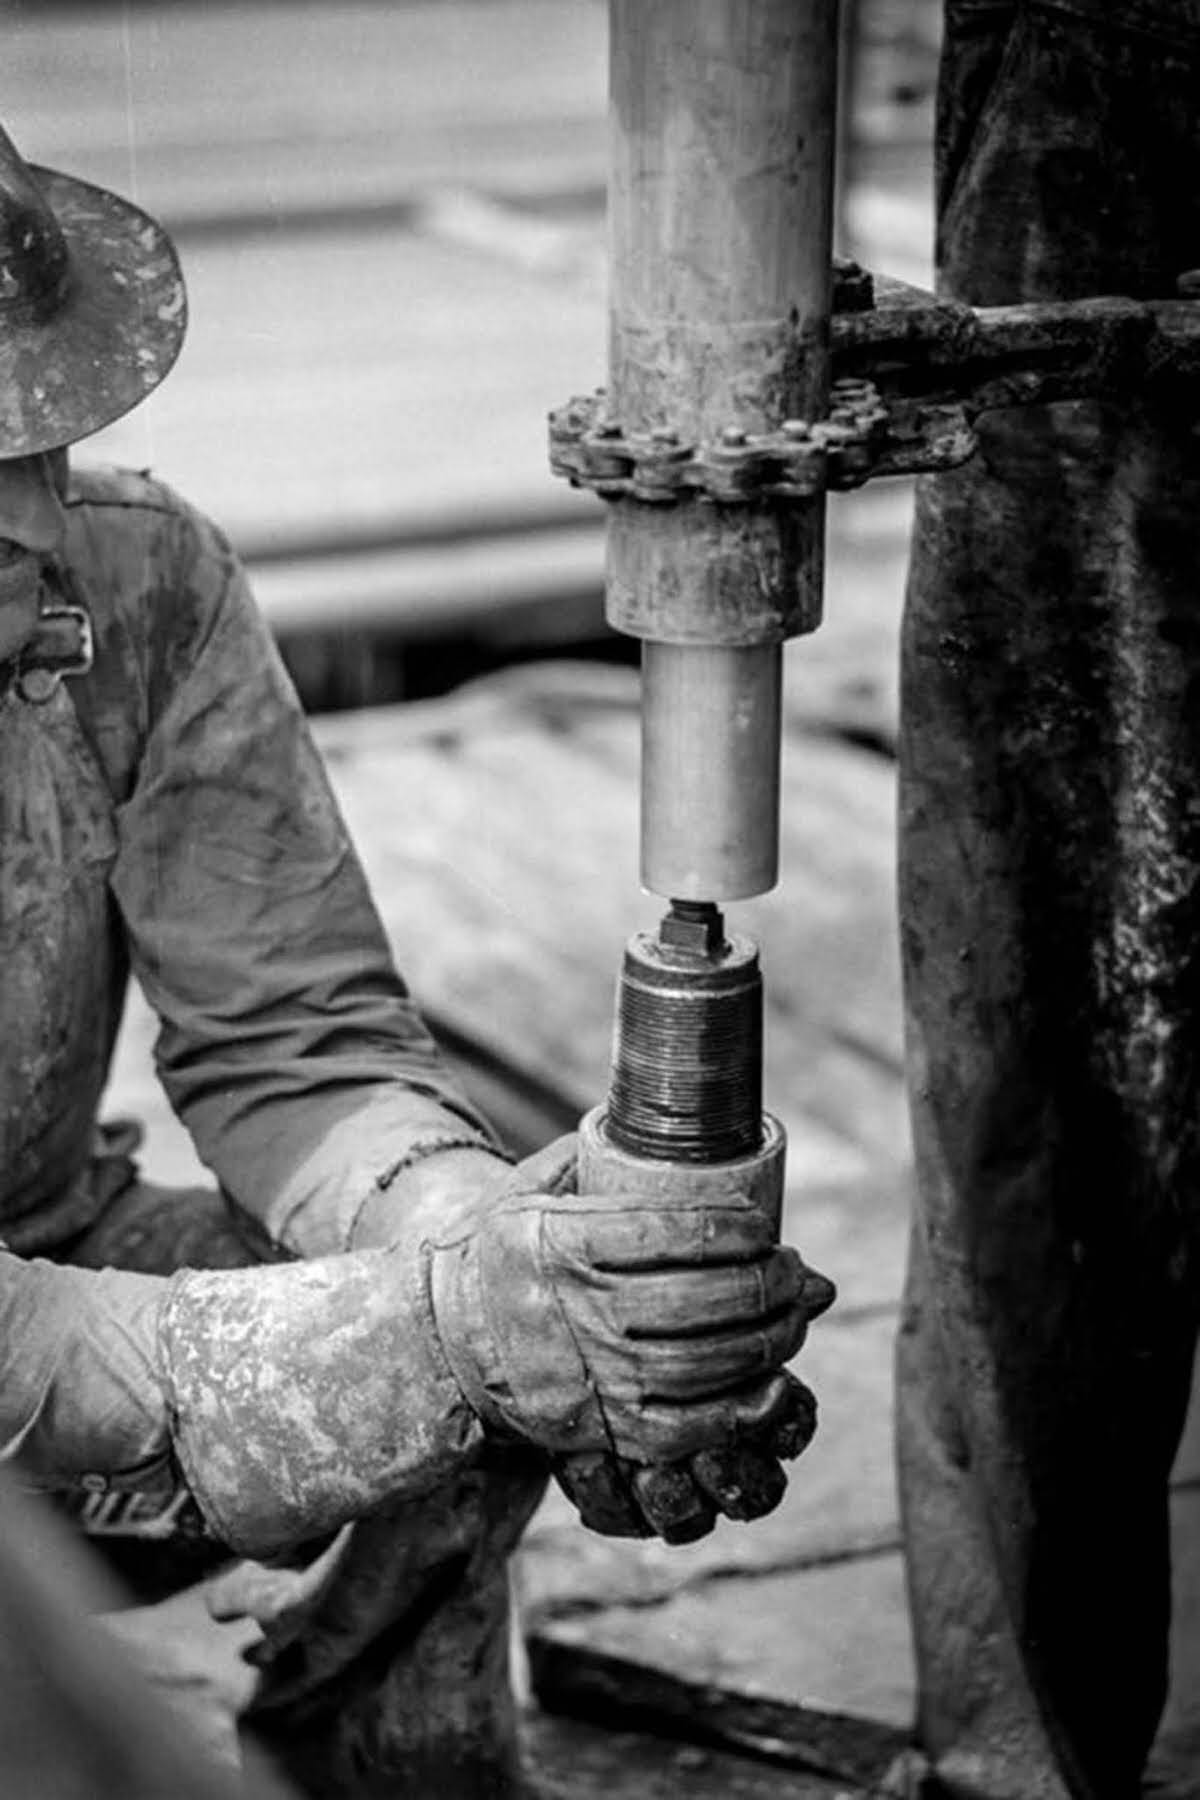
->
xmin=1 ymin=1140 xmax=829 ymax=1557
xmin=103 ymin=483 xmax=508 ymax=1258
xmin=0 ymin=1254 xmax=173 ymax=1485
xmin=60 ymin=483 xmax=830 ymax=1550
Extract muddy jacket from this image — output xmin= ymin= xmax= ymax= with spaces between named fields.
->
xmin=0 ymin=466 xmax=499 ymax=1516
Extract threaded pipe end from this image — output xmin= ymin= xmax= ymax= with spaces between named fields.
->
xmin=605 ymin=921 xmax=763 ymax=1163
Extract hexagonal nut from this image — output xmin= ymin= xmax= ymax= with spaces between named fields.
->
xmin=659 ymin=909 xmax=724 ymax=955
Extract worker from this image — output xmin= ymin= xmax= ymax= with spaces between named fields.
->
xmin=0 ymin=125 xmax=835 ymax=1797
xmin=898 ymin=3 xmax=1200 ymax=1796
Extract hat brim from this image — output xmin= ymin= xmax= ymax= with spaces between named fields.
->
xmin=0 ymin=166 xmax=186 ymax=459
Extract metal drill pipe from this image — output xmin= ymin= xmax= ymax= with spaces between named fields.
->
xmin=579 ymin=1108 xmax=787 ymax=1237
xmin=607 ymin=0 xmax=839 ymax=902
xmin=641 ymin=641 xmax=782 ymax=902
xmin=558 ymin=2 xmax=839 ymax=1537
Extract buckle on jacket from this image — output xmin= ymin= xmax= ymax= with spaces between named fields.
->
xmin=73 ymin=1484 xmax=209 ymax=1543
xmin=3 ymin=601 xmax=94 ymax=703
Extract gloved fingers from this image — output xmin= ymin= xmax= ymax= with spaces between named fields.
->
xmin=552 ymin=1450 xmax=651 ymax=1538
xmin=800 ymin=1264 xmax=836 ymax=1319
xmin=690 ymin=1442 xmax=788 ymax=1521
xmin=551 ymin=1201 xmax=779 ymax=1271
xmin=553 ymin=1450 xmax=720 ymax=1545
xmin=613 ymin=1247 xmax=809 ymax=1338
xmin=629 ymin=1300 xmax=812 ymax=1402
xmin=205 ymin=1527 xmax=353 ymax=1658
xmin=500 ymin=1133 xmax=579 ymax=1200
xmin=630 ymin=1462 xmax=717 ymax=1544
xmin=613 ymin=1369 xmax=806 ymax=1463
xmin=763 ymin=1370 xmax=819 ymax=1462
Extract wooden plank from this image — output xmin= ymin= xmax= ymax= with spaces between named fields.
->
xmin=527 ymin=1635 xmax=911 ymax=1792
xmin=520 ymin=1707 xmax=852 ymax=1800
xmin=529 ymin=1553 xmax=915 ymax=1734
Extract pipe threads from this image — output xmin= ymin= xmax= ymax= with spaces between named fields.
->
xmin=605 ymin=930 xmax=764 ymax=1163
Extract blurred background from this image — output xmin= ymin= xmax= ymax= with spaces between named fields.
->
xmin=7 ymin=0 xmax=939 ymax=713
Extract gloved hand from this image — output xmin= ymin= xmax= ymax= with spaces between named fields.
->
xmin=427 ymin=1136 xmax=834 ymax=1541
xmin=551 ymin=1370 xmax=820 ymax=1544
xmin=158 ymin=1134 xmax=830 ymax=1558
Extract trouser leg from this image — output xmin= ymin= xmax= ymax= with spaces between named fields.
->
xmin=66 ymin=1172 xmax=547 ymax=1797
xmin=899 ymin=9 xmax=1200 ymax=1792
xmin=895 ymin=1229 xmax=1071 ymax=1800
xmin=247 ymin=1455 xmax=545 ymax=1799
xmin=899 ymin=443 xmax=1200 ymax=1795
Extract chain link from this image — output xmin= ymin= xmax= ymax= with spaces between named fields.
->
xmin=548 ymin=378 xmax=937 ymax=507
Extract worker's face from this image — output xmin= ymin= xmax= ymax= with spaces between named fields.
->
xmin=0 ymin=452 xmax=67 ymax=661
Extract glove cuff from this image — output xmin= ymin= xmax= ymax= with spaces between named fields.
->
xmin=427 ymin=1213 xmax=599 ymax=1453
xmin=159 ymin=1249 xmax=483 ymax=1558
xmin=427 ymin=1235 xmax=508 ymax=1431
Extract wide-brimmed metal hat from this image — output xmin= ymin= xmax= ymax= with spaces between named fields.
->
xmin=0 ymin=123 xmax=186 ymax=458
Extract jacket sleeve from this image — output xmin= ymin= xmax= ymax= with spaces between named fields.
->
xmin=0 ymin=1244 xmax=485 ymax=1556
xmin=0 ymin=1252 xmax=172 ymax=1489
xmin=108 ymin=491 xmax=506 ymax=1259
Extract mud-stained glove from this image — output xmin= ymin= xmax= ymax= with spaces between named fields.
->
xmin=430 ymin=1136 xmax=831 ymax=1458
xmin=157 ymin=1135 xmax=830 ymax=1558
xmin=436 ymin=1137 xmax=833 ymax=1543
xmin=551 ymin=1370 xmax=820 ymax=1545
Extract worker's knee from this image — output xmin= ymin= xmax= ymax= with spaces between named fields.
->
xmin=243 ymin=1447 xmax=547 ymax=1798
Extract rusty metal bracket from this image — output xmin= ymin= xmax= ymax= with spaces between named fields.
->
xmin=549 ymin=266 xmax=1200 ymax=510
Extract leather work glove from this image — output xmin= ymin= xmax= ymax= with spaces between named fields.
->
xmin=429 ymin=1137 xmax=834 ymax=1543
xmin=551 ymin=1371 xmax=820 ymax=1545
xmin=157 ymin=1135 xmax=831 ymax=1558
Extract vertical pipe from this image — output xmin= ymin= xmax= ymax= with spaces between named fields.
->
xmin=605 ymin=0 xmax=840 ymax=900
xmin=608 ymin=0 xmax=839 ymax=436
xmin=641 ymin=640 xmax=782 ymax=900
